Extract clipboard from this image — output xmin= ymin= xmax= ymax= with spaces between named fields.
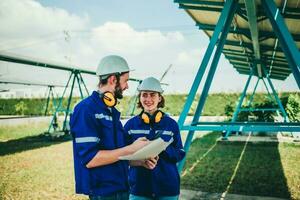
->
xmin=119 ymin=137 xmax=173 ymax=160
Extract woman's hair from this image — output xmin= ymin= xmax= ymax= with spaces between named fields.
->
xmin=137 ymin=92 xmax=165 ymax=109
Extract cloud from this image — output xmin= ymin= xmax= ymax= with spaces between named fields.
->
xmin=0 ymin=0 xmax=88 ymax=51
xmin=2 ymin=0 xmax=296 ymax=95
xmin=90 ymin=22 xmax=185 ymax=55
xmin=0 ymin=0 xmax=195 ymax=94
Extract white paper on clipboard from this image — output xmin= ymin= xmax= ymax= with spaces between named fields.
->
xmin=119 ymin=137 xmax=173 ymax=160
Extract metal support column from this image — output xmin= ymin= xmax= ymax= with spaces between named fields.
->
xmin=262 ymin=66 xmax=289 ymax=122
xmin=47 ymin=72 xmax=73 ymax=133
xmin=261 ymin=78 xmax=276 ymax=102
xmin=177 ymin=0 xmax=239 ymax=173
xmin=78 ymin=73 xmax=90 ymax=97
xmin=262 ymin=0 xmax=300 ymax=89
xmin=62 ymin=71 xmax=78 ymax=132
xmin=223 ymin=68 xmax=254 ymax=139
xmin=247 ymin=78 xmax=260 ymax=107
xmin=44 ymin=86 xmax=54 ymax=116
xmin=177 ymin=0 xmax=238 ymax=129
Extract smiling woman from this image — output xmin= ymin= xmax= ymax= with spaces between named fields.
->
xmin=124 ymin=77 xmax=185 ymax=200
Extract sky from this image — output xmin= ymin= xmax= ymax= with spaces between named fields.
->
xmin=0 ymin=0 xmax=298 ymax=96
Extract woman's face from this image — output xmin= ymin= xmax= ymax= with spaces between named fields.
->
xmin=140 ymin=91 xmax=161 ymax=114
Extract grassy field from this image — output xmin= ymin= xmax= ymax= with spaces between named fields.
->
xmin=1 ymin=125 xmax=300 ymax=199
xmin=181 ymin=132 xmax=300 ymax=199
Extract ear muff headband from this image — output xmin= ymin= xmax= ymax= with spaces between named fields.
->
xmin=140 ymin=110 xmax=164 ymax=124
xmin=100 ymin=92 xmax=117 ymax=107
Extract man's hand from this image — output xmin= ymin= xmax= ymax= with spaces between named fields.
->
xmin=129 ymin=137 xmax=150 ymax=154
xmin=142 ymin=156 xmax=159 ymax=170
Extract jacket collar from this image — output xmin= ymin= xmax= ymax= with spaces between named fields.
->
xmin=91 ymin=91 xmax=121 ymax=120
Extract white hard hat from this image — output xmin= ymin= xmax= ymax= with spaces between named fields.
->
xmin=96 ymin=55 xmax=131 ymax=76
xmin=138 ymin=77 xmax=164 ymax=93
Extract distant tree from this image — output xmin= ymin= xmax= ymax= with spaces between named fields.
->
xmin=15 ymin=101 xmax=28 ymax=115
xmin=286 ymin=94 xmax=300 ymax=122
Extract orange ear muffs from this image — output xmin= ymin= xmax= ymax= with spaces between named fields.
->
xmin=140 ymin=110 xmax=164 ymax=124
xmin=100 ymin=92 xmax=117 ymax=107
xmin=141 ymin=112 xmax=151 ymax=124
xmin=154 ymin=110 xmax=163 ymax=123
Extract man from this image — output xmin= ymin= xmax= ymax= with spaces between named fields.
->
xmin=70 ymin=55 xmax=150 ymax=200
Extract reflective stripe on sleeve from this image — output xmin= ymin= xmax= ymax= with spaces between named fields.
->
xmin=128 ymin=130 xmax=150 ymax=135
xmin=95 ymin=113 xmax=112 ymax=121
xmin=75 ymin=137 xmax=100 ymax=143
xmin=156 ymin=130 xmax=174 ymax=136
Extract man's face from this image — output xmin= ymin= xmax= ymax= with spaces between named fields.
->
xmin=114 ymin=72 xmax=129 ymax=99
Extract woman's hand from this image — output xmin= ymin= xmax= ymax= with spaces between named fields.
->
xmin=142 ymin=156 xmax=159 ymax=170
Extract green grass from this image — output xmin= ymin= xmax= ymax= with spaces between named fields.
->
xmin=0 ymin=122 xmax=49 ymax=141
xmin=1 ymin=125 xmax=300 ymax=199
xmin=181 ymin=132 xmax=300 ymax=199
xmin=0 ymin=124 xmax=86 ymax=200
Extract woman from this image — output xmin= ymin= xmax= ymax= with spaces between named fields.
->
xmin=124 ymin=77 xmax=185 ymax=200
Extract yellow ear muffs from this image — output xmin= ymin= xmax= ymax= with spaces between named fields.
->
xmin=101 ymin=92 xmax=117 ymax=107
xmin=141 ymin=112 xmax=151 ymax=124
xmin=154 ymin=110 xmax=163 ymax=123
xmin=140 ymin=110 xmax=164 ymax=124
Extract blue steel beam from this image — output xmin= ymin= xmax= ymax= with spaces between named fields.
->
xmin=0 ymin=52 xmax=141 ymax=83
xmin=225 ymin=40 xmax=286 ymax=53
xmin=78 ymin=73 xmax=90 ymax=96
xmin=262 ymin=0 xmax=300 ymax=89
xmin=62 ymin=72 xmax=77 ymax=132
xmin=237 ymin=71 xmax=286 ymax=80
xmin=174 ymin=0 xmax=224 ymax=6
xmin=247 ymin=78 xmax=260 ymax=106
xmin=176 ymin=0 xmax=237 ymax=129
xmin=47 ymin=72 xmax=73 ymax=133
xmin=261 ymin=78 xmax=276 ymax=102
xmin=76 ymin=74 xmax=84 ymax=99
xmin=177 ymin=0 xmax=239 ymax=173
xmin=223 ymin=51 xmax=254 ymax=59
xmin=245 ymin=0 xmax=262 ymax=77
xmin=262 ymin=66 xmax=289 ymax=122
xmin=44 ymin=86 xmax=54 ymax=116
xmin=196 ymin=23 xmax=251 ymax=39
xmin=224 ymin=68 xmax=254 ymax=139
xmin=240 ymin=108 xmax=279 ymax=112
xmin=0 ymin=80 xmax=64 ymax=88
xmin=258 ymin=10 xmax=300 ymax=21
xmin=181 ymin=123 xmax=300 ymax=132
xmin=178 ymin=3 xmax=248 ymax=22
xmin=179 ymin=4 xmax=221 ymax=12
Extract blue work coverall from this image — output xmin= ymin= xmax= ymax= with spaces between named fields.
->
xmin=124 ymin=114 xmax=185 ymax=199
xmin=70 ymin=91 xmax=129 ymax=197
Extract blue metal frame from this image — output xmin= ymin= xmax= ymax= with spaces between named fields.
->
xmin=175 ymin=0 xmax=300 ymax=174
xmin=47 ymin=70 xmax=89 ymax=135
xmin=247 ymin=78 xmax=260 ymax=107
xmin=177 ymin=0 xmax=239 ymax=172
xmin=261 ymin=66 xmax=289 ymax=122
xmin=244 ymin=0 xmax=262 ymax=77
xmin=181 ymin=122 xmax=300 ymax=132
xmin=44 ymin=86 xmax=57 ymax=116
xmin=261 ymin=0 xmax=300 ymax=89
xmin=223 ymin=67 xmax=254 ymax=139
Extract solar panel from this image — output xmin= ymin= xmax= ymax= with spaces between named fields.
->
xmin=175 ymin=0 xmax=300 ymax=80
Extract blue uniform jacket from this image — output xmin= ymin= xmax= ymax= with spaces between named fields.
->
xmin=124 ymin=114 xmax=185 ymax=198
xmin=70 ymin=91 xmax=129 ymax=196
